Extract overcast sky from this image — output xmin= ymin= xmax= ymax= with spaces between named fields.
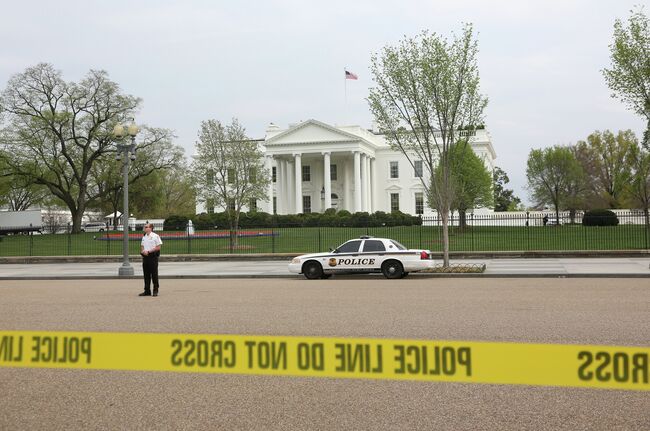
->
xmin=1 ymin=0 xmax=646 ymax=205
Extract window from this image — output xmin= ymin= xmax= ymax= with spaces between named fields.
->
xmin=414 ymin=160 xmax=423 ymax=178
xmin=302 ymin=195 xmax=311 ymax=213
xmin=336 ymin=240 xmax=361 ymax=253
xmin=206 ymin=199 xmax=215 ymax=214
xmin=273 ymin=197 xmax=277 ymax=214
xmin=390 ymin=193 xmax=400 ymax=212
xmin=330 ymin=164 xmax=337 ymax=181
xmin=302 ymin=165 xmax=311 ymax=182
xmin=227 ymin=169 xmax=235 ymax=184
xmin=390 ymin=161 xmax=399 ymax=179
xmin=249 ymin=199 xmax=257 ymax=212
xmin=207 ymin=170 xmax=215 ymax=186
xmin=227 ymin=198 xmax=236 ymax=211
xmin=415 ymin=192 xmax=424 ymax=215
xmin=362 ymin=240 xmax=385 ymax=252
xmin=272 ymin=166 xmax=277 ymax=183
xmin=249 ymin=167 xmax=257 ymax=183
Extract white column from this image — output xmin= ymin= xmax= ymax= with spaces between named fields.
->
xmin=323 ymin=151 xmax=331 ymax=212
xmin=281 ymin=159 xmax=288 ymax=214
xmin=360 ymin=153 xmax=367 ymax=212
xmin=267 ymin=156 xmax=274 ymax=214
xmin=294 ymin=153 xmax=302 ymax=214
xmin=344 ymin=159 xmax=351 ymax=211
xmin=365 ymin=155 xmax=371 ymax=212
xmin=353 ymin=151 xmax=361 ymax=213
xmin=287 ymin=160 xmax=294 ymax=213
xmin=276 ymin=160 xmax=283 ymax=214
xmin=370 ymin=157 xmax=376 ymax=213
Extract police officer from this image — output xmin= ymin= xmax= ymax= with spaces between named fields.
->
xmin=140 ymin=223 xmax=163 ymax=297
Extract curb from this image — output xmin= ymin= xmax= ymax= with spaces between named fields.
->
xmin=1 ymin=250 xmax=649 ymax=264
xmin=0 ymin=273 xmax=648 ymax=280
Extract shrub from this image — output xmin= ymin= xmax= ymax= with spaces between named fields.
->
xmin=164 ymin=215 xmax=189 ymax=230
xmin=582 ymin=209 xmax=619 ymax=226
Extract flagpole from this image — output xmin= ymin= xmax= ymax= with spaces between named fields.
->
xmin=344 ymin=67 xmax=347 ymax=105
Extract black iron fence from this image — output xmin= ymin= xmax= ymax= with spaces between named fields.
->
xmin=1 ymin=211 xmax=649 ymax=257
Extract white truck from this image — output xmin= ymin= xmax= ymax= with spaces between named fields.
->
xmin=0 ymin=210 xmax=43 ymax=235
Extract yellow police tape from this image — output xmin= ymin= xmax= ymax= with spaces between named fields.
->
xmin=0 ymin=330 xmax=648 ymax=391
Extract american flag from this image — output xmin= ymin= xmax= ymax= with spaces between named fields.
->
xmin=345 ymin=70 xmax=358 ymax=80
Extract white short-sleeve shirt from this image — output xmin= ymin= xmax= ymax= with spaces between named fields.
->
xmin=141 ymin=232 xmax=163 ymax=252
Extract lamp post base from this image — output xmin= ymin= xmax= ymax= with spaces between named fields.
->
xmin=118 ymin=264 xmax=135 ymax=277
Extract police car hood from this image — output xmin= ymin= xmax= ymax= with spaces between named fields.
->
xmin=296 ymin=251 xmax=332 ymax=259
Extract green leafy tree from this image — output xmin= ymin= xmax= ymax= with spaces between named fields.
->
xmin=438 ymin=141 xmax=493 ymax=228
xmin=191 ymin=118 xmax=270 ymax=249
xmin=493 ymin=166 xmax=522 ymax=211
xmin=603 ymin=7 xmax=650 ymax=148
xmin=158 ymin=164 xmax=196 ymax=218
xmin=0 ymin=63 xmax=177 ymax=232
xmin=625 ymin=143 xmax=650 ymax=226
xmin=368 ymin=25 xmax=488 ymax=266
xmin=526 ymin=146 xmax=586 ymax=224
xmin=89 ymin=130 xmax=185 ymax=226
xmin=573 ymin=130 xmax=635 ymax=208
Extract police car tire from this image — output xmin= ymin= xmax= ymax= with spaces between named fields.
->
xmin=382 ymin=260 xmax=403 ymax=279
xmin=303 ymin=261 xmax=323 ymax=280
xmin=401 ymin=272 xmax=409 ymax=278
xmin=320 ymin=273 xmax=332 ymax=279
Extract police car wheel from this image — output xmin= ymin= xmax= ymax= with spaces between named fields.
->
xmin=303 ymin=261 xmax=323 ymax=280
xmin=382 ymin=260 xmax=403 ymax=279
xmin=401 ymin=272 xmax=409 ymax=278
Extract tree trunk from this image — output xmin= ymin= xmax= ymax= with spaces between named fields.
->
xmin=458 ymin=209 xmax=467 ymax=230
xmin=441 ymin=210 xmax=450 ymax=267
xmin=70 ymin=207 xmax=84 ymax=234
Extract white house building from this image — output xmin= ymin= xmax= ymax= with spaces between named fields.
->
xmin=197 ymin=119 xmax=497 ymax=216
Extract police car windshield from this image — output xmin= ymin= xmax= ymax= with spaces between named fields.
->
xmin=390 ymin=240 xmax=407 ymax=250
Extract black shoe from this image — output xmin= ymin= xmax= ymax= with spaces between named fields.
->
xmin=153 ymin=291 xmax=158 ymax=297
xmin=139 ymin=291 xmax=151 ymax=297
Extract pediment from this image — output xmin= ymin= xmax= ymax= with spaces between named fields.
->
xmin=265 ymin=119 xmax=364 ymax=146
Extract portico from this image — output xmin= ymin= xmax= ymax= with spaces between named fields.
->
xmin=264 ymin=120 xmax=377 ymax=214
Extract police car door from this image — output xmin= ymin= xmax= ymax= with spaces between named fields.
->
xmin=360 ymin=239 xmax=385 ymax=269
xmin=331 ymin=240 xmax=362 ymax=271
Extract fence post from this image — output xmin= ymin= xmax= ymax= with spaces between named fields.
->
xmin=187 ymin=223 xmax=192 ymax=255
xmin=583 ymin=212 xmax=587 ymax=250
xmin=526 ymin=212 xmax=530 ymax=251
xmin=643 ymin=212 xmax=650 ymax=250
xmin=272 ymin=226 xmax=276 ymax=254
xmin=470 ymin=213 xmax=474 ymax=251
xmin=318 ymin=226 xmax=322 ymax=251
xmin=29 ymin=233 xmax=33 ymax=257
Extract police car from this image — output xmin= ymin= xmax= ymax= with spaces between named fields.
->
xmin=288 ymin=236 xmax=435 ymax=279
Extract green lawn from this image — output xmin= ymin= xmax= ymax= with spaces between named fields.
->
xmin=1 ymin=224 xmax=649 ymax=256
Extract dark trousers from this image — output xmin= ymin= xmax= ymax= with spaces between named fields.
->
xmin=142 ymin=256 xmax=159 ymax=293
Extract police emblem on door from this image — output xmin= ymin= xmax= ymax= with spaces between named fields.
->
xmin=328 ymin=258 xmax=337 ymax=267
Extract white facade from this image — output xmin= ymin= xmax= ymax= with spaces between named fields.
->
xmin=197 ymin=119 xmax=497 ymax=216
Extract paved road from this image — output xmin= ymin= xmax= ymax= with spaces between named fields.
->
xmin=0 ymin=257 xmax=649 ymax=279
xmin=1 ymin=278 xmax=649 ymax=430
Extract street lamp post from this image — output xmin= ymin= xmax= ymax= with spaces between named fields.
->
xmin=113 ymin=120 xmax=139 ymax=277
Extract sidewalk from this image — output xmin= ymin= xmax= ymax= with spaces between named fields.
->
xmin=0 ymin=257 xmax=648 ymax=279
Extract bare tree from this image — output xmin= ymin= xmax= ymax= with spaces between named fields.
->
xmin=368 ymin=26 xmax=488 ymax=265
xmin=191 ymin=118 xmax=270 ymax=250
